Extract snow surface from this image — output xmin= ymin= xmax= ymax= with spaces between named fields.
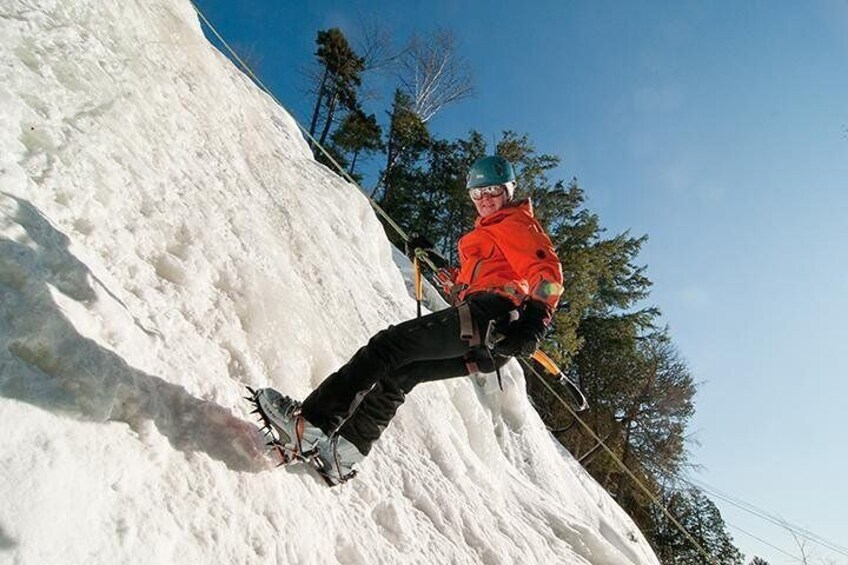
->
xmin=0 ymin=1 xmax=661 ymax=563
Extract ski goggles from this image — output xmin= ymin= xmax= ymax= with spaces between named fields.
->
xmin=469 ymin=184 xmax=506 ymax=201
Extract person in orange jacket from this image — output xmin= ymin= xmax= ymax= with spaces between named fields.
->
xmin=251 ymin=156 xmax=563 ymax=485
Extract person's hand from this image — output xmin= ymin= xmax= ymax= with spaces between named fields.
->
xmin=494 ymin=300 xmax=550 ymax=358
xmin=406 ymin=234 xmax=449 ymax=269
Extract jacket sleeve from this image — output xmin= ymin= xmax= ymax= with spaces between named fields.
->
xmin=490 ymin=214 xmax=563 ymax=313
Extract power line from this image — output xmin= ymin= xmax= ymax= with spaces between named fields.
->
xmin=684 ymin=476 xmax=848 ymax=560
xmin=688 ymin=477 xmax=848 ymax=558
xmin=725 ymin=522 xmax=804 ymax=564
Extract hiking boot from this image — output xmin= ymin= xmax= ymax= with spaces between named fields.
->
xmin=247 ymin=387 xmax=364 ymax=485
xmin=252 ymin=387 xmax=325 ymax=460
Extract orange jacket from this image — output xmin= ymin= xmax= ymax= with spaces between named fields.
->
xmin=456 ymin=199 xmax=563 ymax=312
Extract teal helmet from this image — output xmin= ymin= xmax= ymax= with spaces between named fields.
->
xmin=466 ymin=155 xmax=516 ymax=199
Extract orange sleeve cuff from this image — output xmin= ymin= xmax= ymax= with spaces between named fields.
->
xmin=530 ymin=279 xmax=563 ymax=310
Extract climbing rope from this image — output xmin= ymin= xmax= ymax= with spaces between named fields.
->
xmin=186 ymin=4 xmax=716 ymax=561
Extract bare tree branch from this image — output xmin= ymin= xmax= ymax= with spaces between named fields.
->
xmin=395 ymin=30 xmax=474 ymax=123
xmin=355 ymin=18 xmax=404 ymax=73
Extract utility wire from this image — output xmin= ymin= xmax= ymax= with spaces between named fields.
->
xmin=724 ymin=522 xmax=804 ymax=564
xmin=684 ymin=477 xmax=848 ymax=559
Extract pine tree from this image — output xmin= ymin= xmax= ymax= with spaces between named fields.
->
xmin=376 ymin=90 xmax=430 ymax=212
xmin=308 ymin=28 xmax=365 ymax=151
xmin=620 ymin=331 xmax=695 ymax=485
xmin=402 ymin=132 xmax=485 ymax=260
xmin=651 ymin=486 xmax=744 ymax=565
xmin=404 ymin=138 xmax=464 ymax=253
xmin=330 ymin=108 xmax=383 ymax=182
xmin=496 ymin=131 xmax=563 ymax=228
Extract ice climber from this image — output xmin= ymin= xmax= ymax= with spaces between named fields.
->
xmin=249 ymin=155 xmax=564 ymax=485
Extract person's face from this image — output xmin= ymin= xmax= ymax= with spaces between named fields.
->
xmin=470 ymin=185 xmax=508 ymax=218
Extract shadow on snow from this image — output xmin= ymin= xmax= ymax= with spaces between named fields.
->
xmin=0 ymin=193 xmax=266 ymax=473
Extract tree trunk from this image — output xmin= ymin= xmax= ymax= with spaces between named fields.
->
xmin=380 ymin=112 xmax=397 ymax=204
xmin=616 ymin=419 xmax=633 ymax=501
xmin=349 ymin=150 xmax=360 ymax=176
xmin=318 ymin=91 xmax=339 ymax=148
xmin=309 ymin=67 xmax=329 ymax=140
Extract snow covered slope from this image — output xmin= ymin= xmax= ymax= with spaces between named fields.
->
xmin=0 ymin=1 xmax=660 ymax=563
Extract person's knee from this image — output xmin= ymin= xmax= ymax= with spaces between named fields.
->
xmin=365 ymin=325 xmax=402 ymax=362
xmin=392 ymin=371 xmax=420 ymax=395
xmin=366 ymin=327 xmax=389 ymax=348
xmin=367 ymin=318 xmax=419 ymax=349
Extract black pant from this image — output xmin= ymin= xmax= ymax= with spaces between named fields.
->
xmin=300 ymin=293 xmax=515 ymax=455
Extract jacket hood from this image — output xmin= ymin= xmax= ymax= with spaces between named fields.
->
xmin=475 ymin=198 xmax=534 ymax=227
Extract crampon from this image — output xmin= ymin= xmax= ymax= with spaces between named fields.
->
xmin=244 ymin=386 xmax=316 ymax=466
xmin=244 ymin=386 xmax=362 ymax=486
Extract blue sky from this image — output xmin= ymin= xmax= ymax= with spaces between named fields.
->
xmin=194 ymin=1 xmax=848 ymax=562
